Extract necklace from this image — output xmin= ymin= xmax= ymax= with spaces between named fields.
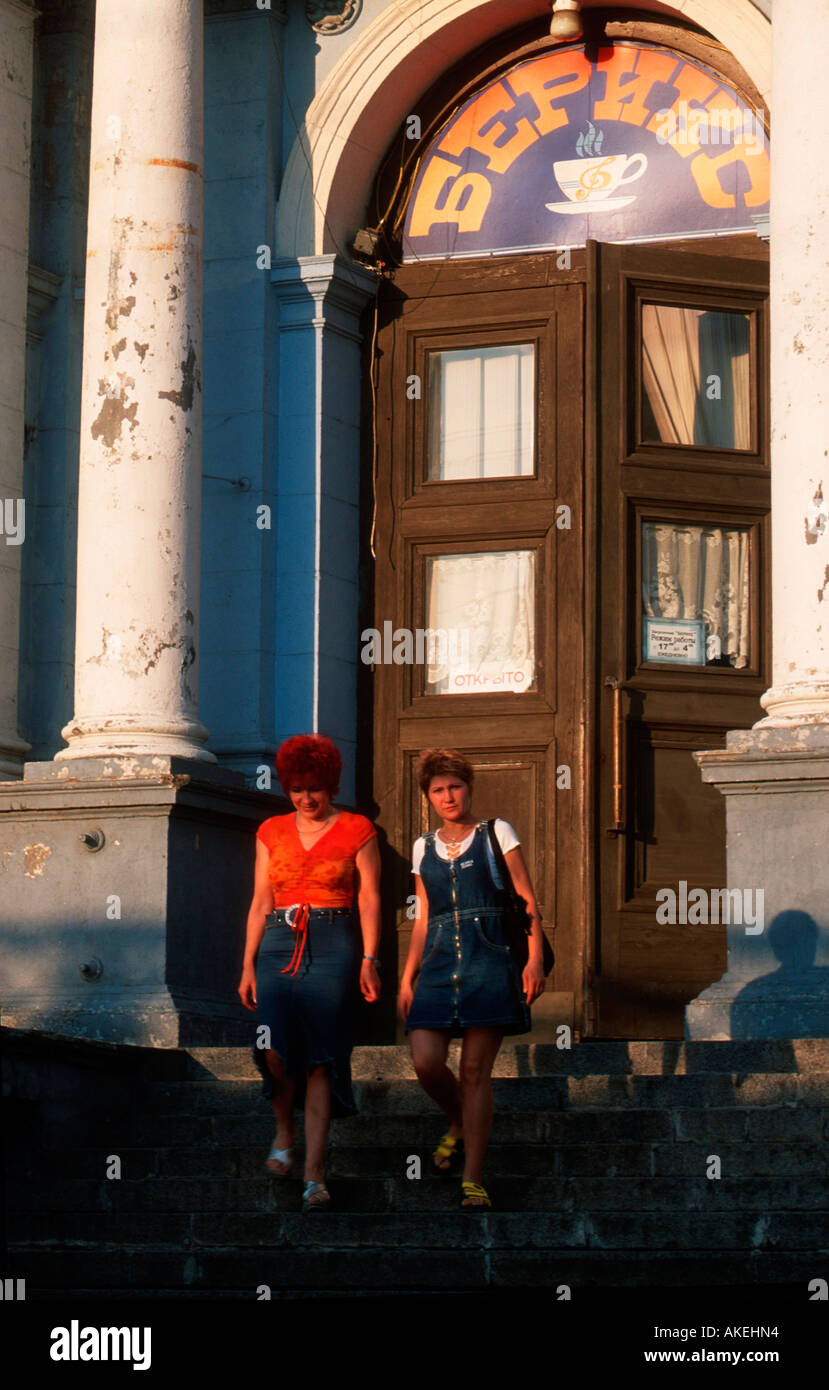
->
xmin=438 ymin=824 xmax=474 ymax=859
xmin=296 ymin=813 xmax=336 ymax=839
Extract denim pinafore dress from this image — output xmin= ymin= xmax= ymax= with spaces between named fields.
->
xmin=405 ymin=822 xmax=531 ymax=1036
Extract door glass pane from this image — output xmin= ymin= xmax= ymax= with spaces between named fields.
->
xmin=641 ymin=521 xmax=751 ymax=668
xmin=641 ymin=305 xmax=752 ymax=449
xmin=425 ymin=550 xmax=536 ymax=693
xmin=428 ymin=344 xmax=535 ymax=479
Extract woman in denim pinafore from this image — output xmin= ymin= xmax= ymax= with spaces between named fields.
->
xmin=399 ymin=749 xmax=547 ymax=1211
xmin=408 ymin=825 xmax=529 ymax=1034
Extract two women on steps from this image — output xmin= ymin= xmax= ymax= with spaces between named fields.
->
xmin=239 ymin=737 xmax=547 ymax=1211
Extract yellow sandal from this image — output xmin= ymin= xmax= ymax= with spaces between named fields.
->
xmin=433 ymin=1131 xmax=464 ymax=1174
xmin=461 ymin=1181 xmax=492 ymax=1210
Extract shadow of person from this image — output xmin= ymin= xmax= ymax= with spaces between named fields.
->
xmin=731 ymin=909 xmax=829 ymax=1039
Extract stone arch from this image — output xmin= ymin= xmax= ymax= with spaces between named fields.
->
xmin=276 ymin=0 xmax=771 ymax=259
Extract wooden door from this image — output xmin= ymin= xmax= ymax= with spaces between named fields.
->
xmin=595 ymin=235 xmax=770 ymax=1037
xmin=370 ymin=253 xmax=586 ymax=1041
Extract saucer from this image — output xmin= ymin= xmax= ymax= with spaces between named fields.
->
xmin=545 ymin=195 xmax=637 ymax=215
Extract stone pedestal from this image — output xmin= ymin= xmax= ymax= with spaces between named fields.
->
xmin=0 ymin=757 xmax=281 ymax=1044
xmin=687 ymin=728 xmax=829 ymax=1039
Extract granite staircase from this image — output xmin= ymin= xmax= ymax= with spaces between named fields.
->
xmin=5 ymin=1036 xmax=829 ymax=1297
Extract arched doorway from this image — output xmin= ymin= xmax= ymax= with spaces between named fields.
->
xmin=364 ymin=18 xmax=770 ymax=1039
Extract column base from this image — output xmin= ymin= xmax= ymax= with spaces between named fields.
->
xmin=55 ymin=717 xmax=217 ymax=763
xmin=687 ymin=726 xmax=829 ymax=1040
xmin=756 ymin=681 xmax=829 ymax=728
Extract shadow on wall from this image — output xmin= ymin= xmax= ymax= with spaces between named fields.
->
xmin=731 ymin=909 xmax=829 ymax=1040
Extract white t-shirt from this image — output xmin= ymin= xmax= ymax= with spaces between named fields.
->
xmin=412 ymin=819 xmax=520 ymax=888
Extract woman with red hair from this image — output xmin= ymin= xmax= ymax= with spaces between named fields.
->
xmin=238 ymin=734 xmax=381 ymax=1211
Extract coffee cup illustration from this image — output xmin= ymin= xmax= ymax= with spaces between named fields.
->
xmin=553 ymin=152 xmax=648 ymax=204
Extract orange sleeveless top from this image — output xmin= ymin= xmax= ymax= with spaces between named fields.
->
xmin=256 ymin=811 xmax=377 ymax=908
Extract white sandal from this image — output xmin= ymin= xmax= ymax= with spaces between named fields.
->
xmin=302 ymin=1180 xmax=330 ymax=1212
xmin=265 ymin=1143 xmax=294 ymax=1175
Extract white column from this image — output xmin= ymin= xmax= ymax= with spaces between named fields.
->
xmin=56 ymin=0 xmax=214 ymax=762
xmin=0 ymin=0 xmax=35 ymax=777
xmin=756 ymin=0 xmax=829 ymax=732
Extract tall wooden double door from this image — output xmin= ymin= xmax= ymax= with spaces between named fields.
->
xmin=369 ymin=235 xmax=769 ymax=1038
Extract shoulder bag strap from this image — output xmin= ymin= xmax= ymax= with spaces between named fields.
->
xmin=486 ymin=818 xmax=510 ymax=892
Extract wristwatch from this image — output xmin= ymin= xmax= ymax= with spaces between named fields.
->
xmin=363 ymin=955 xmax=382 ymax=969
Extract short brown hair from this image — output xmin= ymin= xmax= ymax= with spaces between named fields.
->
xmin=417 ymin=748 xmax=474 ymax=796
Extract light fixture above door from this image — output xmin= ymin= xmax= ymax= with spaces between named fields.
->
xmin=550 ymin=0 xmax=584 ymax=40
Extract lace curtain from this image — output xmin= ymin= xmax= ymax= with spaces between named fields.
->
xmin=426 ymin=550 xmax=536 ymax=692
xmin=642 ymin=306 xmax=751 ymax=450
xmin=642 ymin=523 xmax=751 ymax=667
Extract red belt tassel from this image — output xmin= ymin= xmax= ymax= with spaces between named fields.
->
xmin=280 ymin=902 xmax=310 ymax=976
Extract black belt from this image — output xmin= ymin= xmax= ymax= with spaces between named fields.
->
xmin=266 ymin=907 xmax=352 ymax=928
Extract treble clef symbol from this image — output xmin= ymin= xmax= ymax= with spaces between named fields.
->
xmin=576 ymin=157 xmax=615 ymax=200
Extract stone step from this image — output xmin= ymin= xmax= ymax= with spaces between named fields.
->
xmin=7 ymin=1208 xmax=826 ymax=1249
xmin=8 ymin=1240 xmax=826 ymax=1295
xmin=9 ymin=1139 xmax=829 ymax=1225
xmin=12 ymin=1134 xmax=829 ymax=1183
xmin=180 ymin=1039 xmax=829 ymax=1081
xmin=7 ymin=1174 xmax=829 ymax=1219
xmin=8 ymin=1031 xmax=828 ymax=1299
xmin=89 ymin=1108 xmax=829 ymax=1151
xmin=139 ymin=1073 xmax=829 ymax=1114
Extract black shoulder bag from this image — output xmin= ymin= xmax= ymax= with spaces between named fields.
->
xmin=486 ymin=820 xmax=555 ymax=977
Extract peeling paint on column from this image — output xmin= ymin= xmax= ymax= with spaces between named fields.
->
xmin=805 ymin=484 xmax=827 ymax=544
xmin=141 ymin=641 xmax=180 ymax=675
xmin=91 ymin=378 xmax=138 ymax=448
xmin=104 ymin=294 xmax=136 ymax=329
xmin=23 ymin=845 xmax=52 ymax=877
xmin=146 ymin=157 xmax=200 ymax=174
xmin=818 ymin=567 xmax=829 ymax=603
xmin=157 ymin=340 xmax=199 ymax=411
xmin=88 ymin=629 xmax=122 ymax=667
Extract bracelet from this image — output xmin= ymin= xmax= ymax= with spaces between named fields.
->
xmin=363 ymin=955 xmax=382 ymax=969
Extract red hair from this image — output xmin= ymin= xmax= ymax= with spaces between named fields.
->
xmin=276 ymin=734 xmax=342 ymax=797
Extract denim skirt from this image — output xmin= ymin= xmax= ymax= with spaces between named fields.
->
xmin=405 ymin=906 xmax=531 ymax=1037
xmin=252 ymin=909 xmax=361 ymax=1118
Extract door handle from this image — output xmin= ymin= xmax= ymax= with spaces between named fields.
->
xmin=603 ymin=676 xmax=625 ymax=836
